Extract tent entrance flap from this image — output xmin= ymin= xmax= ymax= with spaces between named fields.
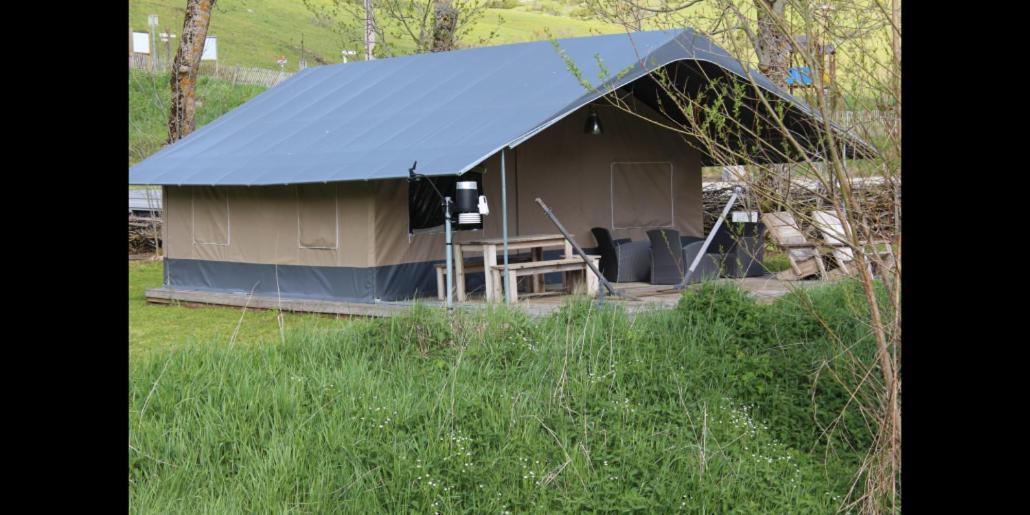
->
xmin=408 ymin=172 xmax=484 ymax=234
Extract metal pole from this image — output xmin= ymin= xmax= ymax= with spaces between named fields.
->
xmin=151 ymin=27 xmax=158 ymax=71
xmin=534 ymin=198 xmax=637 ymax=300
xmin=444 ymin=196 xmax=453 ymax=308
xmin=675 ymin=186 xmax=741 ymax=289
xmin=501 ymin=149 xmax=510 ymax=303
xmin=164 ymin=31 xmax=172 ymax=72
xmin=408 ymin=161 xmax=457 ymax=308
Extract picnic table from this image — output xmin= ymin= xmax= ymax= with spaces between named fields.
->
xmin=452 ymin=234 xmax=576 ymax=302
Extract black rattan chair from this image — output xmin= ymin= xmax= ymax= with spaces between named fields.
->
xmin=647 ymin=228 xmax=723 ymax=285
xmin=720 ymin=222 xmax=767 ymax=278
xmin=590 ymin=227 xmax=651 ymax=283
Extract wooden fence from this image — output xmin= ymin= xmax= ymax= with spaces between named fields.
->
xmin=830 ymin=110 xmax=899 ymax=136
xmin=129 ymin=53 xmax=294 ymax=87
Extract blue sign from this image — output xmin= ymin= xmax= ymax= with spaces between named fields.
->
xmin=786 ymin=66 xmax=813 ymax=86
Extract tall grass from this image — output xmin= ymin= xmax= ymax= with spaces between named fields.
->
xmin=130 ymin=282 xmax=879 ymax=512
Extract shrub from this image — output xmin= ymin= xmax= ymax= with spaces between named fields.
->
xmin=486 ymin=0 xmax=520 ymax=8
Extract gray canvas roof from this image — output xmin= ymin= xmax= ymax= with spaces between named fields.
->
xmin=129 ymin=28 xmax=849 ymax=186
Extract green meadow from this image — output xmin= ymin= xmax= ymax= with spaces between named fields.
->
xmin=130 ymin=260 xmax=878 ymax=511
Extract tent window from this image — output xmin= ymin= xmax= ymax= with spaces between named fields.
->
xmin=610 ymin=162 xmax=674 ymax=229
xmin=192 ymin=186 xmax=230 ymax=245
xmin=297 ymin=184 xmax=338 ymax=249
xmin=408 ymin=172 xmax=484 ymax=235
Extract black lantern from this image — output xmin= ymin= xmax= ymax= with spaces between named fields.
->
xmin=584 ymin=108 xmax=603 ymax=135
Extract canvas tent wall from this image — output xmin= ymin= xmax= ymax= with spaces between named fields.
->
xmin=160 ymin=101 xmax=704 ymax=302
xmin=162 ymin=182 xmax=377 ymax=301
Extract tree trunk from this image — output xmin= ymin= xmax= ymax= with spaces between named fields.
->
xmin=364 ymin=0 xmax=376 ymax=60
xmin=751 ymin=0 xmax=791 ymax=212
xmin=167 ymin=0 xmax=217 ymax=144
xmin=891 ymin=0 xmax=901 ymax=104
xmin=431 ymin=0 xmax=458 ymax=52
xmin=753 ymin=0 xmax=789 ymax=89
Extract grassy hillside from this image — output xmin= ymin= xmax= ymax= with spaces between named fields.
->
xmin=130 ymin=1 xmax=889 ymax=99
xmin=130 ymin=0 xmax=343 ymax=70
xmin=468 ymin=7 xmax=620 ymax=44
xmin=129 ymin=274 xmax=879 ymax=512
xmin=129 ymin=0 xmax=622 ymax=71
xmin=129 ymin=69 xmax=266 ymax=166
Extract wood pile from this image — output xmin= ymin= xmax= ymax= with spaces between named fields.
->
xmin=702 ymin=178 xmax=899 ymax=239
xmin=129 ymin=216 xmax=162 ymax=254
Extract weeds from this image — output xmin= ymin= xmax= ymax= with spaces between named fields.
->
xmin=130 ymin=281 xmax=879 ymax=512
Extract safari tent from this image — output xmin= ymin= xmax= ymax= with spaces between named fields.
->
xmin=129 ymin=29 xmax=860 ymax=306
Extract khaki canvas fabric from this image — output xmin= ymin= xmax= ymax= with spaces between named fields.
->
xmin=164 ymin=183 xmax=374 ymax=268
xmin=611 ymin=162 xmax=674 ymax=230
xmin=297 ymin=184 xmax=338 ymax=249
xmin=372 ymin=103 xmax=703 ymax=267
xmin=166 ymin=102 xmax=703 ymax=272
xmin=191 ymin=187 xmax=229 ymax=245
xmin=515 ymin=103 xmax=703 ymax=247
xmin=372 ymin=151 xmax=519 ymax=267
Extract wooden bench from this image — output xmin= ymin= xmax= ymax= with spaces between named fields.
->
xmin=489 ymin=255 xmax=601 ymax=304
xmin=435 ymin=255 xmax=532 ymax=300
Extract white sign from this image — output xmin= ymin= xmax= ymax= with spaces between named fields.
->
xmin=201 ymin=36 xmax=217 ymax=60
xmin=132 ymin=32 xmax=150 ymax=54
xmin=147 ymin=14 xmax=159 ymax=27
xmin=731 ymin=211 xmax=759 ymax=223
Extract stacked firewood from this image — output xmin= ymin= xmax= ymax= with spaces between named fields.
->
xmin=129 ymin=216 xmax=162 ymax=254
xmin=702 ymin=178 xmax=899 ymax=239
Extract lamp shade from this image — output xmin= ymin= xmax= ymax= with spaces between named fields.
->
xmin=584 ymin=109 xmax=603 ymax=135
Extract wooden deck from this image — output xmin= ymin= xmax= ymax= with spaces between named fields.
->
xmin=145 ymin=274 xmax=833 ymax=318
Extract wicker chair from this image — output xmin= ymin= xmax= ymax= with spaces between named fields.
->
xmin=710 ymin=222 xmax=767 ymax=278
xmin=647 ymin=228 xmax=722 ymax=285
xmin=590 ymin=227 xmax=651 ymax=282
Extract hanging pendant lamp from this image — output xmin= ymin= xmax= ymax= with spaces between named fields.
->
xmin=584 ymin=108 xmax=603 ymax=135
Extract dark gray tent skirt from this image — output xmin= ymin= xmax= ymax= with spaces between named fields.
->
xmin=162 ymin=250 xmax=593 ymax=305
xmin=163 ymin=258 xmax=496 ymax=303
